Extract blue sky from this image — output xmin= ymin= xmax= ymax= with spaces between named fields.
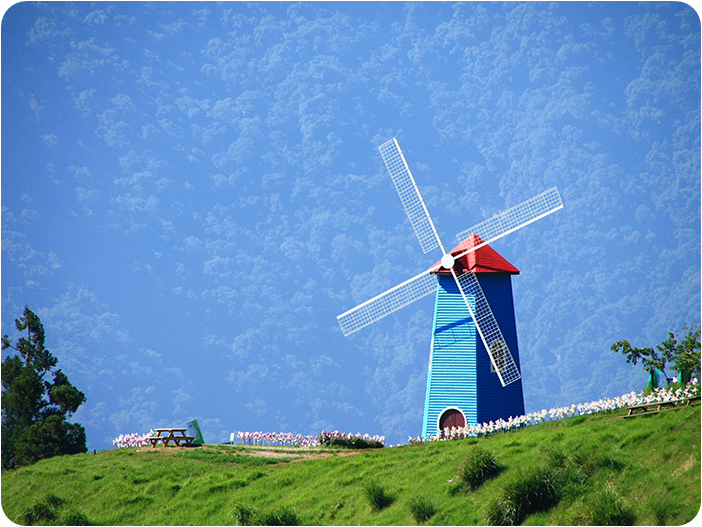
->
xmin=2 ymin=2 xmax=699 ymax=451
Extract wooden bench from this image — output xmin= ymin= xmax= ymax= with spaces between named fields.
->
xmin=147 ymin=436 xmax=197 ymax=447
xmin=148 ymin=428 xmax=197 ymax=447
xmin=620 ymin=395 xmax=700 ymax=418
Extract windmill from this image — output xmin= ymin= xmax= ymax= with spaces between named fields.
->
xmin=337 ymin=138 xmax=564 ymax=437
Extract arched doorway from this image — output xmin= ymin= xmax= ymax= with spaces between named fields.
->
xmin=439 ymin=408 xmax=466 ymax=431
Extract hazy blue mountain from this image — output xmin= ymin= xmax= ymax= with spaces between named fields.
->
xmin=2 ymin=2 xmax=699 ymax=450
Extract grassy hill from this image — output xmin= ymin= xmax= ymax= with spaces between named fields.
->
xmin=2 ymin=405 xmax=699 ymax=526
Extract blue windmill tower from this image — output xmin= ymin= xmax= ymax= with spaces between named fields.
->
xmin=421 ymin=235 xmax=524 ymax=437
xmin=337 ymin=139 xmax=563 ymax=436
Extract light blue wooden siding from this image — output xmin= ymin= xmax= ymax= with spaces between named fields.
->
xmin=422 ymin=275 xmax=477 ymax=437
xmin=421 ymin=272 xmax=525 ymax=437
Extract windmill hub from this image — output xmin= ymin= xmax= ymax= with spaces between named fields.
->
xmin=440 ymin=253 xmax=455 ymax=269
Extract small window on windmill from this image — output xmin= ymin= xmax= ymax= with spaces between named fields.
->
xmin=489 ymin=340 xmax=507 ymax=374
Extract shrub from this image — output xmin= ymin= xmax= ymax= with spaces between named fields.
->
xmin=593 ymin=454 xmax=625 ymax=472
xmin=484 ymin=495 xmax=520 ymax=526
xmin=647 ymin=494 xmax=678 ymax=525
xmin=457 ymin=447 xmax=501 ymax=491
xmin=409 ymin=495 xmax=437 ymax=523
xmin=233 ymin=504 xmax=301 ymax=526
xmin=233 ymin=504 xmax=258 ymax=526
xmin=570 ymin=449 xmax=625 ymax=477
xmin=318 ymin=434 xmax=384 ymax=449
xmin=364 ymin=480 xmax=394 ymax=511
xmin=248 ymin=470 xmax=266 ymax=482
xmin=587 ymin=488 xmax=635 ymax=526
xmin=446 ymin=480 xmax=464 ymax=496
xmin=484 ymin=465 xmax=561 ymax=525
xmin=556 ymin=464 xmax=588 ymax=503
xmin=60 ymin=510 xmax=91 ymax=526
xmin=23 ymin=502 xmax=57 ymax=525
xmin=542 ymin=446 xmax=568 ymax=469
xmin=261 ymin=506 xmax=301 ymax=526
xmin=44 ymin=494 xmax=65 ymax=509
xmin=511 ymin=465 xmax=561 ymax=513
xmin=22 ymin=493 xmax=92 ymax=526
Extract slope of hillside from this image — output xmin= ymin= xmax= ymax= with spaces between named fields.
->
xmin=2 ymin=405 xmax=699 ymax=526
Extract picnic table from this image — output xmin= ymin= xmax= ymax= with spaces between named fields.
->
xmin=620 ymin=395 xmax=700 ymax=418
xmin=147 ymin=428 xmax=197 ymax=447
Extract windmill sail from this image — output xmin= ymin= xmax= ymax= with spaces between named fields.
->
xmin=455 ymin=187 xmax=563 ymax=257
xmin=378 ymin=138 xmax=442 ymax=254
xmin=337 ymin=270 xmax=437 ymax=337
xmin=341 ymin=140 xmax=563 ymax=379
xmin=451 ymin=268 xmax=521 ymax=387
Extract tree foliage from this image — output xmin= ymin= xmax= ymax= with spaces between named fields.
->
xmin=2 ymin=307 xmax=87 ymax=470
xmin=611 ymin=325 xmax=701 ymax=386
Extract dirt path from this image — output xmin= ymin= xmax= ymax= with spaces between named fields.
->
xmin=134 ymin=444 xmax=363 ymax=461
xmin=237 ymin=447 xmax=361 ymax=459
xmin=241 ymin=448 xmax=362 ymax=460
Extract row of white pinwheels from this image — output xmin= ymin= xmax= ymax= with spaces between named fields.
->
xmin=235 ymin=429 xmax=386 ymax=447
xmin=408 ymin=383 xmax=700 ymax=444
xmin=236 ymin=431 xmax=319 ymax=447
xmin=113 ymin=430 xmax=155 ymax=448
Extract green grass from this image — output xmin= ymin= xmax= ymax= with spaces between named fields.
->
xmin=2 ymin=406 xmax=699 ymax=525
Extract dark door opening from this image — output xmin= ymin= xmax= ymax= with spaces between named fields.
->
xmin=439 ymin=408 xmax=465 ymax=431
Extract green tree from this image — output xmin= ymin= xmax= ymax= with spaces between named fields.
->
xmin=658 ymin=325 xmax=701 ymax=385
xmin=2 ymin=307 xmax=87 ymax=470
xmin=611 ymin=325 xmax=701 ymax=388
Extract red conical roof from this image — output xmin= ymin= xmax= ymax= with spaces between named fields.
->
xmin=430 ymin=234 xmax=519 ymax=275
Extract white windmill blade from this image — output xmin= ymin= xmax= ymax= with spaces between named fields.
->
xmin=450 ymin=268 xmax=521 ymax=387
xmin=454 ymin=187 xmax=563 ymax=258
xmin=378 ymin=138 xmax=443 ymax=254
xmin=337 ymin=270 xmax=437 ymax=337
